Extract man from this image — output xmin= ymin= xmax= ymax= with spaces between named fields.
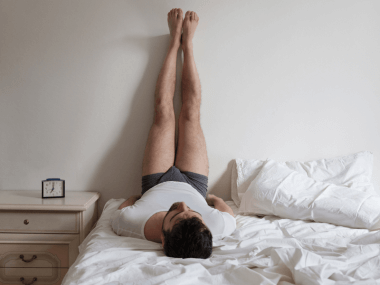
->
xmin=111 ymin=9 xmax=236 ymax=259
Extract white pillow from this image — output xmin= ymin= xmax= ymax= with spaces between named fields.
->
xmin=238 ymin=159 xmax=380 ymax=230
xmin=231 ymin=151 xmax=374 ymax=207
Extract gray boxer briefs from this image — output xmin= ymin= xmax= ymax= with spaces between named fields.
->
xmin=141 ymin=166 xmax=208 ymax=198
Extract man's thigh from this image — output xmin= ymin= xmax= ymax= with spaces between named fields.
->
xmin=174 ymin=115 xmax=209 ymax=177
xmin=142 ymin=118 xmax=175 ymax=176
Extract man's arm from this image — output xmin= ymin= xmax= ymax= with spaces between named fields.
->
xmin=118 ymin=194 xmax=142 ymax=210
xmin=206 ymin=194 xmax=234 ymax=217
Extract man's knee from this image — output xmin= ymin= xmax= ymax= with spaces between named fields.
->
xmin=179 ymin=102 xmax=201 ymax=122
xmin=154 ymin=100 xmax=175 ymax=125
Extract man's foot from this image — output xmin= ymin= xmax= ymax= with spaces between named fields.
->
xmin=182 ymin=11 xmax=199 ymax=50
xmin=167 ymin=8 xmax=183 ymax=46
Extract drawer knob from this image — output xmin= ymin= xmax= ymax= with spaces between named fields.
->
xmin=19 ymin=254 xmax=37 ymax=263
xmin=20 ymin=277 xmax=37 ymax=285
xmin=24 ymin=219 xmax=29 ymax=225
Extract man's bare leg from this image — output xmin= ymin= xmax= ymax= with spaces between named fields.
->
xmin=175 ymin=11 xmax=209 ymax=177
xmin=142 ymin=8 xmax=183 ymax=176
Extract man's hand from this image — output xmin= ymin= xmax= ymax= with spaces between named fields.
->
xmin=206 ymin=194 xmax=234 ymax=217
xmin=206 ymin=194 xmax=218 ymax=206
xmin=118 ymin=194 xmax=142 ymax=210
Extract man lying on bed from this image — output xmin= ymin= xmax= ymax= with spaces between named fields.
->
xmin=110 ymin=9 xmax=236 ymax=259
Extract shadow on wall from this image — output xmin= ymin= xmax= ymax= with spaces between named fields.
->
xmin=208 ymin=160 xmax=235 ymax=201
xmin=88 ymin=34 xmax=184 ymax=215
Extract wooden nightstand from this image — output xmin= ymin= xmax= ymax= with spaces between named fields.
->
xmin=0 ymin=191 xmax=100 ymax=285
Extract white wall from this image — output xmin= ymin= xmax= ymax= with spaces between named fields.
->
xmin=1 ymin=0 xmax=379 ymax=214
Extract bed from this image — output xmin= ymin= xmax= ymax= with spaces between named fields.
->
xmin=62 ymin=151 xmax=380 ymax=284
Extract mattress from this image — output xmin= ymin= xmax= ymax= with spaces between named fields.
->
xmin=62 ymin=198 xmax=380 ymax=285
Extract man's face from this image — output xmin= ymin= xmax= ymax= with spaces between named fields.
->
xmin=162 ymin=202 xmax=204 ymax=233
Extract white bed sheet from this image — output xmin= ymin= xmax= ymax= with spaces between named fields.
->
xmin=62 ymin=199 xmax=380 ymax=285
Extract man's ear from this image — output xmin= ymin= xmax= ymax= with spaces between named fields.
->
xmin=161 ymin=232 xmax=165 ymax=248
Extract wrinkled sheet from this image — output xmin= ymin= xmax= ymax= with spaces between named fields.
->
xmin=62 ymin=199 xmax=380 ymax=285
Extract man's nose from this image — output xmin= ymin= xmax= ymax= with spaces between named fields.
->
xmin=177 ymin=202 xmax=189 ymax=212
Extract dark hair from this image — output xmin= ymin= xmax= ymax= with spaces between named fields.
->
xmin=162 ymin=216 xmax=213 ymax=259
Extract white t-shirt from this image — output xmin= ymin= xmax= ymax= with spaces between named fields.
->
xmin=110 ymin=181 xmax=236 ymax=241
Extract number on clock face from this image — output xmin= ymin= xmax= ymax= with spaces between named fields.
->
xmin=44 ymin=181 xmax=63 ymax=196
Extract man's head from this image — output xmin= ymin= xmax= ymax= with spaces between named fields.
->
xmin=161 ymin=202 xmax=212 ymax=259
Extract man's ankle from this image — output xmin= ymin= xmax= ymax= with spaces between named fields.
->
xmin=169 ymin=39 xmax=180 ymax=50
xmin=182 ymin=42 xmax=193 ymax=53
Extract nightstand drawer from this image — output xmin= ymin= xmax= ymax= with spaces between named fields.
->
xmin=0 ymin=211 xmax=78 ymax=234
xmin=0 ymin=267 xmax=68 ymax=285
xmin=0 ymin=234 xmax=79 ymax=268
xmin=0 ymin=243 xmax=69 ymax=268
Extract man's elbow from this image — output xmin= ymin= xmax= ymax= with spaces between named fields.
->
xmin=118 ymin=200 xmax=130 ymax=210
xmin=226 ymin=209 xmax=234 ymax=218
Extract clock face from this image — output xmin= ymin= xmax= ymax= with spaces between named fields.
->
xmin=43 ymin=180 xmax=64 ymax=197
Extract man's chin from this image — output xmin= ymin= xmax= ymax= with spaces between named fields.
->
xmin=168 ymin=202 xmax=181 ymax=212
